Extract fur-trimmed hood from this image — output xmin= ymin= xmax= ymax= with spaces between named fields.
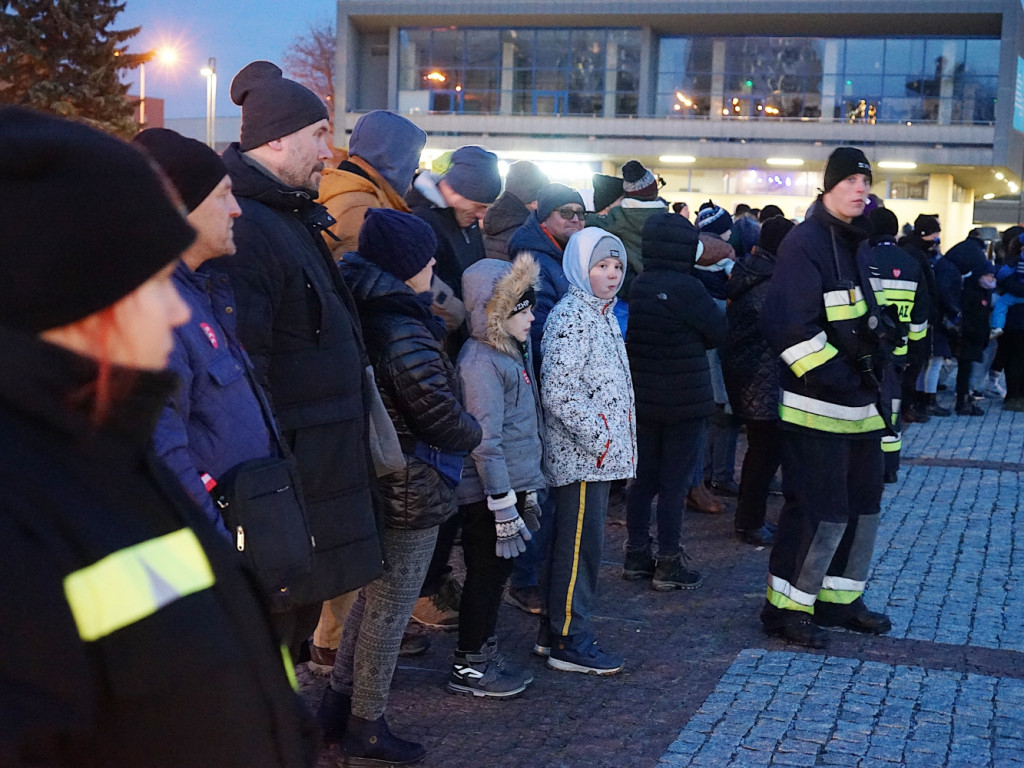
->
xmin=462 ymin=254 xmax=540 ymax=359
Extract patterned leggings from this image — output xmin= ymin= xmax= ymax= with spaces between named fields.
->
xmin=330 ymin=525 xmax=438 ymax=720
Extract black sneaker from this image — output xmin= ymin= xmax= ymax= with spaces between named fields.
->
xmin=622 ymin=546 xmax=656 ymax=580
xmin=503 ymin=585 xmax=547 ymax=615
xmin=708 ymin=479 xmax=740 ymax=497
xmin=928 ymin=402 xmax=952 ymax=417
xmin=736 ymin=526 xmax=774 ymax=546
xmin=651 ymin=553 xmax=703 ymax=591
xmin=448 ymin=650 xmax=530 ymax=698
xmin=532 ymin=622 xmax=552 ymax=658
xmin=814 ymin=602 xmax=892 ymax=635
xmin=764 ymin=616 xmax=829 ymax=649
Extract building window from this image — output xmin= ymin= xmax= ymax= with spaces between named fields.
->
xmin=657 ymin=35 xmax=998 ymax=125
xmin=398 ymin=26 xmax=640 ymax=116
xmin=885 ymin=175 xmax=930 ymax=200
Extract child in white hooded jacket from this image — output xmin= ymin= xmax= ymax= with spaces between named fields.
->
xmin=539 ymin=227 xmax=636 ymax=675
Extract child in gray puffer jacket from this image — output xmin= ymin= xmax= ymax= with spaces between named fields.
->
xmin=453 ymin=254 xmax=546 ymax=698
xmin=540 ymin=227 xmax=636 ymax=677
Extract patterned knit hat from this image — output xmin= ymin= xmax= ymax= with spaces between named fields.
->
xmin=621 ymin=160 xmax=658 ymax=200
xmin=696 ymin=200 xmax=733 ymax=237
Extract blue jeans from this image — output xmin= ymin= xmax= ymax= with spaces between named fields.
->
xmin=509 ymin=487 xmax=554 ymax=589
xmin=703 ymin=405 xmax=739 ymax=484
xmin=627 ymin=418 xmax=705 ymax=557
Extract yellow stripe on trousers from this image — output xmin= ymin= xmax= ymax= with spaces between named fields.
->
xmin=561 ymin=481 xmax=587 ymax=637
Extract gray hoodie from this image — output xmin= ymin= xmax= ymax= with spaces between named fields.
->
xmin=455 ymin=256 xmax=546 ymax=504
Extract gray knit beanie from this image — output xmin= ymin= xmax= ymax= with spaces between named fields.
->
xmin=230 ymin=61 xmax=329 ymax=151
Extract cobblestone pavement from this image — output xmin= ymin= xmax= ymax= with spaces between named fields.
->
xmin=299 ymin=391 xmax=1024 ymax=767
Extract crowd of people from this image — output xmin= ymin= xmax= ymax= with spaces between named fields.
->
xmin=1 ymin=58 xmax=1016 ymax=767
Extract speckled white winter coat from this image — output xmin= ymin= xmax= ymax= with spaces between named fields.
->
xmin=540 ymin=228 xmax=636 ymax=487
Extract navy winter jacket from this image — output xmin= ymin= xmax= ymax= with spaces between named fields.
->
xmin=153 ymin=263 xmax=274 ymax=535
xmin=507 ymin=212 xmax=570 ymax=377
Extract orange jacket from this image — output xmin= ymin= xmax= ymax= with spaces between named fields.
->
xmin=318 ymin=153 xmax=410 ymax=258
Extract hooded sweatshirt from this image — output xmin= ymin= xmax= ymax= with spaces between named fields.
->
xmin=540 ymin=228 xmax=637 ymax=486
xmin=456 ymin=256 xmax=546 ymax=503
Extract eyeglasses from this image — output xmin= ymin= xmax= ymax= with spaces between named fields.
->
xmin=555 ymin=206 xmax=587 ymax=221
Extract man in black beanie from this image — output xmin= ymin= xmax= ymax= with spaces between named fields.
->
xmin=759 ymin=146 xmax=899 ymax=649
xmin=483 ymin=160 xmax=548 ymax=261
xmin=215 ymin=61 xmax=384 ymax=663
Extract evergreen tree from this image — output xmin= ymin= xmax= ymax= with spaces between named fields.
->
xmin=1 ymin=0 xmax=143 ymax=136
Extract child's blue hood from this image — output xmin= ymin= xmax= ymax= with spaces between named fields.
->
xmin=562 ymin=228 xmax=627 ymax=296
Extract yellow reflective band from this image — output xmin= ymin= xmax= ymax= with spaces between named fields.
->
xmin=883 ymin=289 xmax=916 ymax=303
xmin=825 ymin=300 xmax=868 ymax=322
xmin=788 ymin=343 xmax=839 ymax=377
xmin=823 ymin=287 xmax=863 ymax=307
xmin=281 ymin=644 xmax=299 ymax=691
xmin=880 ymin=278 xmax=918 ymax=293
xmin=817 ymin=588 xmax=862 ymax=604
xmin=908 ymin=322 xmax=928 ymax=341
xmin=779 ymin=391 xmax=885 ymax=434
xmin=881 ymin=437 xmax=902 ymax=452
xmin=64 ymin=528 xmax=215 ymax=642
xmin=766 ymin=586 xmax=814 ymax=614
xmin=768 ymin=574 xmax=816 ymax=607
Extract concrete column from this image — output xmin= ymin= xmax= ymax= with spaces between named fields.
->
xmin=638 ymin=27 xmax=653 ymax=117
xmin=604 ymin=39 xmax=618 ymax=118
xmin=938 ymin=41 xmax=958 ymax=125
xmin=387 ymin=26 xmax=399 ymax=112
xmin=500 ymin=40 xmax=514 ymax=115
xmin=710 ymin=39 xmax=726 ymax=121
xmin=821 ymin=39 xmax=840 ymax=123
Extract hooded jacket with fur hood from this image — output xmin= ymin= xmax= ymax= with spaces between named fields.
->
xmin=540 ymin=228 xmax=637 ymax=486
xmin=456 ymin=255 xmax=546 ymax=504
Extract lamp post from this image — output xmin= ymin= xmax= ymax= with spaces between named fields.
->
xmin=201 ymin=58 xmax=217 ymax=149
xmin=138 ymin=47 xmax=178 ymax=128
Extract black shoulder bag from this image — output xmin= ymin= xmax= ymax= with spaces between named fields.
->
xmin=210 ymin=370 xmax=313 ymax=596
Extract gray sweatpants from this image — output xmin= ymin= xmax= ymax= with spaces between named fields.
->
xmin=330 ymin=525 xmax=438 ymax=720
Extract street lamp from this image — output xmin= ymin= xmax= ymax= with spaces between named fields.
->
xmin=201 ymin=58 xmax=217 ymax=149
xmin=138 ymin=47 xmax=178 ymax=127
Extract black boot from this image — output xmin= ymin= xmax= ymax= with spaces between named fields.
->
xmin=339 ymin=715 xmax=425 ymax=767
xmin=956 ymin=393 xmax=985 ymax=416
xmin=928 ymin=393 xmax=951 ymax=417
xmin=317 ymin=686 xmax=350 ymax=745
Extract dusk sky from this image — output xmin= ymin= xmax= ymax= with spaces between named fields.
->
xmin=119 ymin=0 xmax=336 ymax=119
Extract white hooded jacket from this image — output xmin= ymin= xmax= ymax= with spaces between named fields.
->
xmin=539 ymin=228 xmax=637 ymax=486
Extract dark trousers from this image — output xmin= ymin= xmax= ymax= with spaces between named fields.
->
xmin=1000 ymin=331 xmax=1024 ymax=400
xmin=626 ymin=417 xmax=705 ymax=557
xmin=762 ymin=431 xmax=883 ymax=630
xmin=546 ymin=480 xmax=610 ymax=647
xmin=420 ymin=502 xmax=461 ymax=597
xmin=734 ymin=419 xmax=782 ymax=533
xmin=458 ymin=499 xmax=516 ymax=652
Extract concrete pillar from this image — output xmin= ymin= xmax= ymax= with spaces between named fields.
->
xmin=604 ymin=39 xmax=618 ymax=118
xmin=821 ymin=40 xmax=840 ymax=122
xmin=500 ymin=40 xmax=515 ymax=115
xmin=710 ymin=39 xmax=726 ymax=121
xmin=938 ymin=41 xmax=958 ymax=125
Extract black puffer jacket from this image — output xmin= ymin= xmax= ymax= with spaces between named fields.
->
xmin=341 ymin=253 xmax=482 ymax=529
xmin=722 ymin=246 xmax=780 ymax=421
xmin=626 ymin=213 xmax=727 ymax=424
xmin=217 ymin=145 xmax=382 ymax=605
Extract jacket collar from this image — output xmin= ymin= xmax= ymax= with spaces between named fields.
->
xmin=0 ymin=325 xmax=178 ymax=454
xmin=811 ymin=196 xmax=870 ymax=245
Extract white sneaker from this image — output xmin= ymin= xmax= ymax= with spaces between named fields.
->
xmin=984 ymin=373 xmax=1007 ymax=398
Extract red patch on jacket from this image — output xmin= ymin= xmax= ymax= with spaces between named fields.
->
xmin=892 ymin=268 xmax=901 ymax=278
xmin=200 ymin=322 xmax=219 ymax=349
xmin=522 ymin=368 xmax=531 ymax=386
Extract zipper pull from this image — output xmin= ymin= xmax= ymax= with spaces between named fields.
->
xmin=236 ymin=525 xmax=245 ymax=552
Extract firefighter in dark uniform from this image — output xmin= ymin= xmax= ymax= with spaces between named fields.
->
xmin=866 ymin=207 xmax=930 ymax=484
xmin=760 ymin=147 xmax=901 ymax=649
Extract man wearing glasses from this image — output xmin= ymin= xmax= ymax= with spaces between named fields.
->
xmin=509 ymin=182 xmax=589 ymax=379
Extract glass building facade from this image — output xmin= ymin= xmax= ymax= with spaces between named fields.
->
xmin=397 ymin=27 xmax=998 ymax=125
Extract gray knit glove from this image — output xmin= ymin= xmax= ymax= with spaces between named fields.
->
xmin=489 ymin=491 xmax=531 ymax=559
xmin=521 ymin=490 xmax=541 ymax=533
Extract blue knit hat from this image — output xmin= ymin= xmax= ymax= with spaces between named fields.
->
xmin=442 ymin=145 xmax=502 ymax=204
xmin=696 ymin=200 xmax=733 ymax=237
xmin=358 ymin=208 xmax=438 ymax=282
